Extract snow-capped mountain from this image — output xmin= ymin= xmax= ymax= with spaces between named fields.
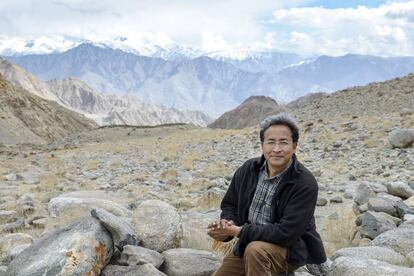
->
xmin=278 ymin=54 xmax=414 ymax=92
xmin=0 ymin=57 xmax=212 ymax=126
xmin=4 ymin=43 xmax=414 ymax=118
xmin=207 ymin=50 xmax=304 ymax=74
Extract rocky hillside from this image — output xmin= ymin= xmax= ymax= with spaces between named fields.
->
xmin=0 ymin=58 xmax=212 ymax=126
xmin=288 ymin=73 xmax=414 ymax=120
xmin=0 ymin=57 xmax=60 ymax=103
xmin=47 ymin=78 xmax=212 ymax=126
xmin=208 ymin=96 xmax=286 ymax=129
xmin=0 ymin=74 xmax=97 ymax=144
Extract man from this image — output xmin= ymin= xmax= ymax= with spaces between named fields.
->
xmin=207 ymin=113 xmax=326 ymax=275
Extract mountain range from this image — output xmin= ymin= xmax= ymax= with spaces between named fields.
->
xmin=5 ymin=43 xmax=414 ymax=118
xmin=0 ymin=57 xmax=211 ymax=127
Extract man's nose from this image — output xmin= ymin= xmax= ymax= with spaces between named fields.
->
xmin=271 ymin=144 xmax=282 ymax=151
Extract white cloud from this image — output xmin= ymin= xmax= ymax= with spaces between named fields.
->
xmin=0 ymin=0 xmax=310 ymax=51
xmin=268 ymin=1 xmax=414 ymax=56
xmin=1 ymin=0 xmax=414 ymax=56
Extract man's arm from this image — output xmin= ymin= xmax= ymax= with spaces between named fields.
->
xmin=219 ymin=167 xmax=242 ymax=223
xmin=207 ymin=166 xmax=243 ymax=241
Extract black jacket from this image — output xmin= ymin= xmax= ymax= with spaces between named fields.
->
xmin=220 ymin=154 xmax=326 ymax=266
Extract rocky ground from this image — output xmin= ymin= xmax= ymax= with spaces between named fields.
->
xmin=0 ymin=109 xmax=413 ymax=274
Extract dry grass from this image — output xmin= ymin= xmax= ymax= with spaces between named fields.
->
xmin=85 ymin=160 xmax=100 ymax=171
xmin=38 ymin=173 xmax=60 ymax=192
xmin=197 ymin=161 xmax=230 ymax=179
xmin=211 ymin=238 xmax=237 ymax=257
xmin=160 ymin=169 xmax=178 ymax=180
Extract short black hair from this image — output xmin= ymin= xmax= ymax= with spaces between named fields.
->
xmin=259 ymin=113 xmax=299 ymax=143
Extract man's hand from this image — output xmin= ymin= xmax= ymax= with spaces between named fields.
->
xmin=207 ymin=219 xmax=240 ymax=241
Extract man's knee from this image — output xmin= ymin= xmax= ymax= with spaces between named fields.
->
xmin=244 ymin=241 xmax=286 ymax=260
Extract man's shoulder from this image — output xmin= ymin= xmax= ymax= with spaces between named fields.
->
xmin=234 ymin=156 xmax=262 ymax=174
xmin=241 ymin=156 xmax=262 ymax=169
xmin=293 ymin=160 xmax=318 ymax=188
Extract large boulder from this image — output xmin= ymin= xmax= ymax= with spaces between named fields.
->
xmin=6 ymin=216 xmax=113 ymax=276
xmin=354 ymin=183 xmax=375 ymax=205
xmin=367 ymin=197 xmax=398 ymax=217
xmin=5 ymin=243 xmax=31 ymax=263
xmin=329 ymin=256 xmax=414 ymax=276
xmin=360 ymin=211 xmax=397 ymax=239
xmin=387 ymin=182 xmax=414 ymax=199
xmin=161 ymin=248 xmax=221 ymax=276
xmin=91 ymin=208 xmax=139 ymax=250
xmin=370 ymin=228 xmax=414 ymax=259
xmin=388 ymin=129 xmax=414 ymax=148
xmin=330 ymin=246 xmax=411 ymax=267
xmin=180 ymin=210 xmax=220 ymax=251
xmin=405 ymin=196 xmax=414 ymax=209
xmin=48 ymin=191 xmax=132 ymax=219
xmin=132 ymin=200 xmax=181 ymax=252
xmin=101 ymin=264 xmax=166 ymax=276
xmin=118 ymin=245 xmax=164 ymax=268
xmin=0 ymin=233 xmax=33 ymax=255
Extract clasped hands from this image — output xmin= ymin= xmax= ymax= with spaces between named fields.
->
xmin=207 ymin=219 xmax=240 ymax=241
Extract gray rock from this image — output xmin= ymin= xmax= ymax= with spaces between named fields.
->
xmin=388 ymin=128 xmax=414 ymax=148
xmin=317 ymin=197 xmax=328 ymax=206
xmin=6 ymin=216 xmax=113 ymax=276
xmin=360 ymin=211 xmax=397 ymax=239
xmin=357 ymin=203 xmax=368 ymax=213
xmin=118 ymin=245 xmax=164 ymax=268
xmin=330 ymin=246 xmax=411 ymax=267
xmin=17 ymin=194 xmax=36 ymax=216
xmin=405 ymin=196 xmax=414 ymax=209
xmin=329 ymin=256 xmax=414 ymax=276
xmin=370 ymin=228 xmax=414 ymax=257
xmin=367 ymin=197 xmax=398 ymax=217
xmin=370 ymin=183 xmax=388 ymax=193
xmin=161 ymin=248 xmax=220 ymax=276
xmin=387 ymin=181 xmax=414 ymax=199
xmin=306 ymin=260 xmax=331 ymax=276
xmin=404 ymin=214 xmax=414 ymax=223
xmin=354 ymin=183 xmax=375 ymax=205
xmin=91 ymin=208 xmax=139 ymax=250
xmin=180 ymin=210 xmax=220 ymax=251
xmin=0 ymin=233 xmax=33 ymax=254
xmin=399 ymin=219 xmax=414 ymax=229
xmin=395 ymin=200 xmax=414 ymax=218
xmin=330 ymin=196 xmax=343 ymax=203
xmin=101 ymin=264 xmax=166 ymax=276
xmin=0 ymin=266 xmax=7 ymax=274
xmin=343 ymin=191 xmax=353 ymax=199
xmin=132 ymin=200 xmax=181 ymax=252
xmin=5 ymin=243 xmax=31 ymax=263
xmin=48 ymin=195 xmax=131 ymax=219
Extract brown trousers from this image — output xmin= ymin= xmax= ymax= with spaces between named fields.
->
xmin=214 ymin=241 xmax=298 ymax=276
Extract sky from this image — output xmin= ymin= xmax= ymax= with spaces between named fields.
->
xmin=0 ymin=0 xmax=413 ymax=56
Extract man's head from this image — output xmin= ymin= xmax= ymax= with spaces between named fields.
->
xmin=259 ymin=113 xmax=299 ymax=175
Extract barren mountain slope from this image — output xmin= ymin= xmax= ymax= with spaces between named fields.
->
xmin=0 ymin=74 xmax=97 ymax=144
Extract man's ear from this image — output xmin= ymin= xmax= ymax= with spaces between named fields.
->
xmin=293 ymin=142 xmax=298 ymax=152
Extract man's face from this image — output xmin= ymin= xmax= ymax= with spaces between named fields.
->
xmin=261 ymin=124 xmax=297 ymax=174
